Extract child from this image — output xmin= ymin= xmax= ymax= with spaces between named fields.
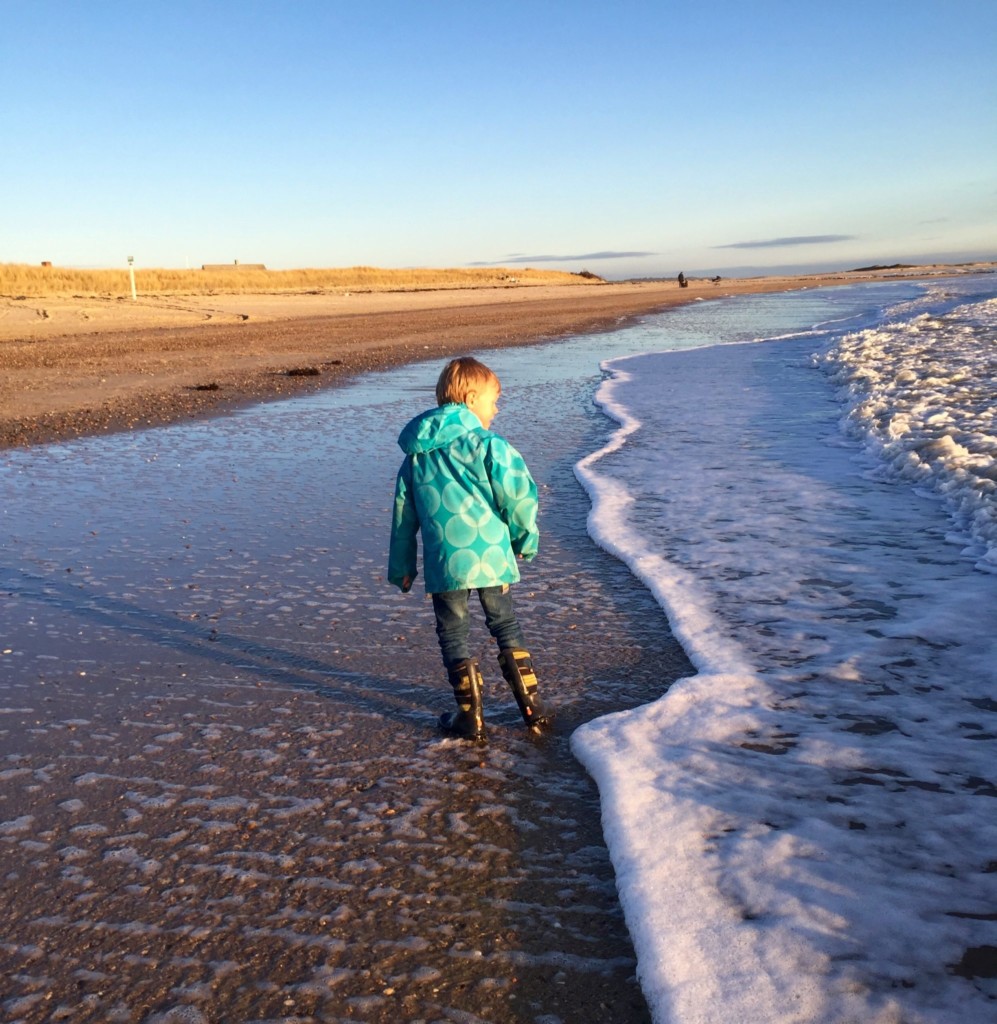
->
xmin=388 ymin=356 xmax=553 ymax=740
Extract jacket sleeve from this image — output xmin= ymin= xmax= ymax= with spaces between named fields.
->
xmin=388 ymin=458 xmax=420 ymax=589
xmin=487 ymin=437 xmax=539 ymax=561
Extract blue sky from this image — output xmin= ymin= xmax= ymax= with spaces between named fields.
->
xmin=2 ymin=0 xmax=995 ymax=279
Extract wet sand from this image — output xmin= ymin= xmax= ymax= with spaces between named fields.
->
xmin=2 ymin=330 xmax=695 ymax=1022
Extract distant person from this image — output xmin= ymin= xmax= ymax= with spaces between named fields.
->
xmin=678 ymin=272 xmax=688 ymax=288
xmin=388 ymin=356 xmax=553 ymax=740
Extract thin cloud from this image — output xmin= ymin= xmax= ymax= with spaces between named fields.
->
xmin=715 ymin=235 xmax=855 ymax=250
xmin=469 ymin=250 xmax=656 ymax=265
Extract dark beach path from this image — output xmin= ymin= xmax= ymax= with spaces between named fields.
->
xmin=0 ymin=329 xmax=693 ymax=1022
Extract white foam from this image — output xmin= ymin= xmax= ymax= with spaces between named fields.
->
xmin=572 ymin=277 xmax=997 ymax=1023
xmin=818 ymin=295 xmax=997 ymax=571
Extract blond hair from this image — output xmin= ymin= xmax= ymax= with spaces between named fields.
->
xmin=435 ymin=356 xmax=499 ymax=406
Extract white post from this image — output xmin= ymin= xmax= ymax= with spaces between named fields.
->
xmin=127 ymin=255 xmax=137 ymax=301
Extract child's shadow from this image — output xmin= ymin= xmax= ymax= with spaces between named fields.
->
xmin=2 ymin=565 xmax=417 ymax=719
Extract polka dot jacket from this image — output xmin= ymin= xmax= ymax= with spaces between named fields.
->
xmin=388 ymin=402 xmax=539 ymax=593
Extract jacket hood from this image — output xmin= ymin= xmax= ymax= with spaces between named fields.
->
xmin=398 ymin=403 xmax=483 ymax=455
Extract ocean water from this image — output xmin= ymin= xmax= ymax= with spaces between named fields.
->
xmin=571 ymin=275 xmax=997 ymax=1023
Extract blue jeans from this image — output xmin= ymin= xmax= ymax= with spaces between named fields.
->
xmin=432 ymin=585 xmax=526 ymax=670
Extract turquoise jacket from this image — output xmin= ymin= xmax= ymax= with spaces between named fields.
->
xmin=388 ymin=403 xmax=539 ymax=593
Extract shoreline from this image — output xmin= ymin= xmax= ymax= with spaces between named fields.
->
xmin=4 ymin=269 xmax=992 ymax=1020
xmin=2 ymin=266 xmax=990 ymax=449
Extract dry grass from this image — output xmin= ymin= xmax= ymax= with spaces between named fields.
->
xmin=0 ymin=263 xmax=596 ymax=298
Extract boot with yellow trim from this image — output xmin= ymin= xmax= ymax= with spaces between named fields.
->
xmin=439 ymin=658 xmax=486 ymax=741
xmin=497 ymin=648 xmax=554 ymax=731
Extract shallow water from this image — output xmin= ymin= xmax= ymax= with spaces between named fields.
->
xmin=1 ymin=331 xmax=693 ymax=1021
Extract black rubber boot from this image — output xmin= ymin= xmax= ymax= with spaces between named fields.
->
xmin=497 ymin=648 xmax=554 ymax=730
xmin=439 ymin=658 xmax=486 ymax=740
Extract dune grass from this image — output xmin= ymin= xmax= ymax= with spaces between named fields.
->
xmin=0 ymin=263 xmax=597 ymax=298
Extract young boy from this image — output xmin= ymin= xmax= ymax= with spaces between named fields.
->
xmin=388 ymin=356 xmax=553 ymax=740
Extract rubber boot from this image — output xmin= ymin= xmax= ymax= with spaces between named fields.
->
xmin=439 ymin=658 xmax=486 ymax=740
xmin=497 ymin=648 xmax=553 ymax=730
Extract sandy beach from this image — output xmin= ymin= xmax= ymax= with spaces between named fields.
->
xmin=4 ymin=264 xmax=992 ymax=1021
xmin=0 ymin=268 xmax=957 ymax=449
